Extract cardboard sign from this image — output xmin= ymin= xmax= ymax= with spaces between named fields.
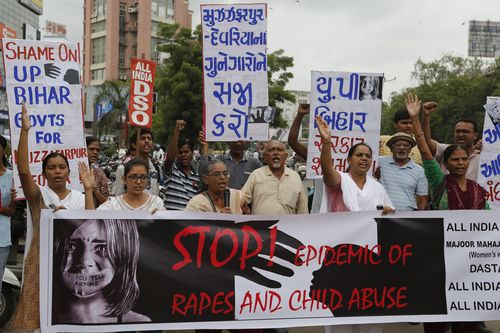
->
xmin=1 ymin=38 xmax=86 ymax=196
xmin=128 ymin=58 xmax=156 ymax=128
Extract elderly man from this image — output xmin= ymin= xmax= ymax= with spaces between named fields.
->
xmin=379 ymin=107 xmax=423 ymax=165
xmin=379 ymin=132 xmax=428 ymax=211
xmin=242 ymin=140 xmax=308 ymax=215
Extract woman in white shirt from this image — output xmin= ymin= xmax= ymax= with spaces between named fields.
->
xmin=98 ymin=158 xmax=164 ymax=212
xmin=316 ymin=115 xmax=394 ymax=333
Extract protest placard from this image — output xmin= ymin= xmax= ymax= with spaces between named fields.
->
xmin=201 ymin=4 xmax=268 ymax=141
xmin=1 ymin=38 xmax=86 ymax=196
xmin=306 ymin=71 xmax=383 ymax=179
xmin=128 ymin=58 xmax=156 ymax=128
xmin=477 ymin=96 xmax=500 ymax=209
xmin=40 ymin=209 xmax=500 ymax=332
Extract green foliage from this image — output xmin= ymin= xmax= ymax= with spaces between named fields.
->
xmin=153 ymin=23 xmax=296 ymax=144
xmin=154 ymin=23 xmax=203 ymax=144
xmin=267 ymin=49 xmax=296 ymax=128
xmin=384 ymin=55 xmax=500 ymax=142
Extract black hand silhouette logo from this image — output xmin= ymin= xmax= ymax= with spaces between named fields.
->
xmin=44 ymin=63 xmax=61 ymax=79
xmin=250 ymin=107 xmax=267 ymax=123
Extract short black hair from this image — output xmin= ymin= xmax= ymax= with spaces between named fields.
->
xmin=42 ymin=152 xmax=69 ymax=173
xmin=123 ymin=158 xmax=150 ymax=177
xmin=347 ymin=143 xmax=373 ymax=159
xmin=443 ymin=144 xmax=468 ymax=164
xmin=129 ymin=128 xmax=154 ymax=149
xmin=455 ymin=119 xmax=478 ymax=133
xmin=85 ymin=136 xmax=99 ymax=146
xmin=177 ymin=138 xmax=194 ymax=152
xmin=394 ymin=107 xmax=410 ymax=124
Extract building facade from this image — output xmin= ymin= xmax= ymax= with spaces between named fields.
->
xmin=0 ymin=0 xmax=41 ymax=136
xmin=83 ymin=0 xmax=192 ymax=86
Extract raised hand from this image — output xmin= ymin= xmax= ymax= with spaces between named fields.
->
xmin=78 ymin=161 xmax=95 ymax=192
xmin=10 ymin=188 xmax=17 ymax=202
xmin=405 ymin=94 xmax=421 ymax=118
xmin=298 ymin=103 xmax=310 ymax=115
xmin=21 ymin=103 xmax=32 ymax=132
xmin=175 ymin=120 xmax=187 ymax=132
xmin=315 ymin=115 xmax=331 ymax=143
xmin=198 ymin=130 xmax=207 ymax=147
xmin=422 ymin=101 xmax=438 ymax=117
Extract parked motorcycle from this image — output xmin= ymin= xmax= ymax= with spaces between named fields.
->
xmin=0 ymin=267 xmax=20 ymax=327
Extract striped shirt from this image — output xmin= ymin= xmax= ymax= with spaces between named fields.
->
xmin=163 ymin=162 xmax=200 ymax=210
xmin=379 ymin=156 xmax=428 ymax=211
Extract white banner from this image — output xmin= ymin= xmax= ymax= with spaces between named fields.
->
xmin=201 ymin=4 xmax=268 ymax=141
xmin=40 ymin=210 xmax=500 ymax=332
xmin=1 ymin=38 xmax=86 ymax=196
xmin=306 ymin=71 xmax=383 ymax=179
xmin=477 ymin=96 xmax=500 ymax=209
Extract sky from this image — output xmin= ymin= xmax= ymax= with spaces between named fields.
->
xmin=41 ymin=0 xmax=500 ymax=102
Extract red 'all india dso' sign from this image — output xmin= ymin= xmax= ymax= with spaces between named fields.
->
xmin=128 ymin=58 xmax=156 ymax=128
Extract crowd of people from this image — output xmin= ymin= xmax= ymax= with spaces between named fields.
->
xmin=0 ymin=94 xmax=492 ymax=333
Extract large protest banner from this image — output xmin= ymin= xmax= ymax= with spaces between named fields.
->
xmin=477 ymin=96 xmax=500 ymax=210
xmin=201 ymin=4 xmax=268 ymax=141
xmin=40 ymin=210 xmax=500 ymax=332
xmin=1 ymin=38 xmax=86 ymax=196
xmin=307 ymin=71 xmax=383 ymax=179
xmin=128 ymin=58 xmax=156 ymax=128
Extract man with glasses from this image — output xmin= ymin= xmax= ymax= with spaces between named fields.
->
xmin=421 ymin=101 xmax=480 ymax=181
xmin=379 ymin=132 xmax=428 ymax=211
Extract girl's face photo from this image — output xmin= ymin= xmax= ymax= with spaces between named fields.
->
xmin=61 ymin=220 xmax=115 ymax=298
xmin=361 ymin=76 xmax=375 ymax=95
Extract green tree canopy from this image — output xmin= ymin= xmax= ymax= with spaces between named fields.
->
xmin=153 ymin=23 xmax=295 ymax=144
xmin=382 ymin=56 xmax=500 ymax=142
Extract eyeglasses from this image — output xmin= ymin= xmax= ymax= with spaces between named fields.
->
xmin=127 ymin=175 xmax=148 ymax=182
xmin=207 ymin=171 xmax=230 ymax=178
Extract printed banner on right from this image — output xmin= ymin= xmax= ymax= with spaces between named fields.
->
xmin=477 ymin=96 xmax=500 ymax=209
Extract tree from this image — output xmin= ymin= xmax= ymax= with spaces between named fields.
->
xmin=153 ymin=23 xmax=296 ymax=144
xmin=267 ymin=49 xmax=296 ymax=128
xmin=94 ymin=80 xmax=129 ymax=146
xmin=383 ymin=55 xmax=500 ymax=142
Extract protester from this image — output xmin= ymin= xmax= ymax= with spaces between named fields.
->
xmin=52 ymin=219 xmax=151 ymax=324
xmin=163 ymin=120 xmax=201 ymax=210
xmin=112 ymin=128 xmax=161 ymax=196
xmin=0 ymin=135 xmax=16 ymax=300
xmin=200 ymin=139 xmax=262 ymax=190
xmin=407 ymin=93 xmax=488 ymax=333
xmin=317 ymin=114 xmax=393 ymax=333
xmin=185 ymin=159 xmax=246 ymax=213
xmin=242 ymin=140 xmax=308 ymax=215
xmin=11 ymin=104 xmax=95 ymax=331
xmin=152 ymin=144 xmax=165 ymax=163
xmin=99 ymin=159 xmax=164 ymax=212
xmin=379 ymin=106 xmax=423 ymax=165
xmin=421 ymin=100 xmax=480 ymax=180
xmin=379 ymin=132 xmax=428 ymax=211
xmin=288 ymin=103 xmax=323 ymax=212
xmin=86 ymin=136 xmax=110 ymax=207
